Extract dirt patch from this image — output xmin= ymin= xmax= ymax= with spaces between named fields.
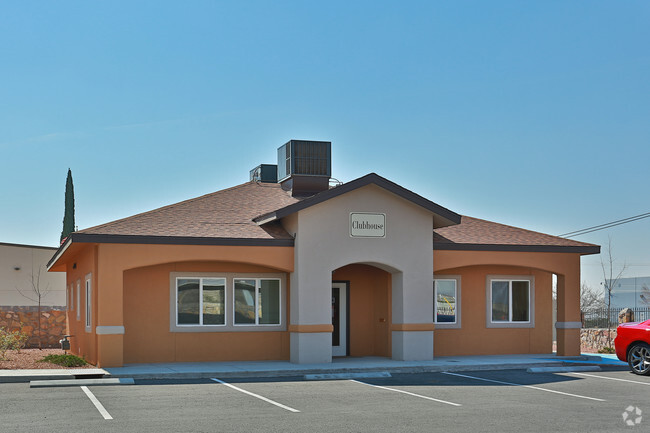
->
xmin=0 ymin=349 xmax=95 ymax=369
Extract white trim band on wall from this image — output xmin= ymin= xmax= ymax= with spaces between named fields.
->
xmin=555 ymin=321 xmax=582 ymax=329
xmin=95 ymin=326 xmax=125 ymax=335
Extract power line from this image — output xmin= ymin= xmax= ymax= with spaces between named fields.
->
xmin=559 ymin=211 xmax=650 ymax=238
xmin=561 ymin=213 xmax=650 ymax=237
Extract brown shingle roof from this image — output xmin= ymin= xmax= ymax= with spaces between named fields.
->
xmin=433 ymin=216 xmax=599 ymax=254
xmin=78 ymin=181 xmax=300 ymax=241
xmin=67 ymin=178 xmax=598 ymax=255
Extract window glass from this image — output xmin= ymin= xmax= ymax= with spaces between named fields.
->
xmin=76 ymin=282 xmax=80 ymax=320
xmin=203 ymin=278 xmax=225 ymax=325
xmin=177 ymin=278 xmax=200 ymax=325
xmin=511 ymin=281 xmax=530 ymax=322
xmin=235 ymin=279 xmax=256 ymax=324
xmin=491 ymin=281 xmax=509 ymax=322
xmin=259 ymin=279 xmax=280 ymax=324
xmin=173 ymin=275 xmax=283 ymax=329
xmin=435 ymin=280 xmax=456 ymax=323
xmin=85 ymin=279 xmax=91 ymax=328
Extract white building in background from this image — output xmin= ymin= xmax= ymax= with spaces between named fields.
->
xmin=607 ymin=276 xmax=650 ymax=309
xmin=0 ymin=242 xmax=66 ymax=307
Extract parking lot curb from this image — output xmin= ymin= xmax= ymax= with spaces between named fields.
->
xmin=305 ymin=371 xmax=391 ymax=380
xmin=0 ymin=369 xmax=109 ymax=384
xmin=29 ymin=378 xmax=135 ymax=388
xmin=527 ymin=366 xmax=602 ymax=373
xmin=104 ymin=361 xmax=572 ymax=381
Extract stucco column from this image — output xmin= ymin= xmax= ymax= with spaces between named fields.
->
xmin=391 ymin=267 xmax=435 ymax=361
xmin=556 ymin=270 xmax=581 ymax=356
xmin=289 ymin=268 xmax=333 ymax=364
xmin=95 ymin=252 xmax=124 ymax=367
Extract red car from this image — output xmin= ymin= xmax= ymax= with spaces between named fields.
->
xmin=615 ymin=319 xmax=650 ymax=375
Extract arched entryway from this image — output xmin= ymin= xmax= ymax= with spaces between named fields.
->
xmin=332 ymin=264 xmax=392 ymax=357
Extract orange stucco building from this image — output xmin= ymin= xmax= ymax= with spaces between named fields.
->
xmin=47 ymin=140 xmax=598 ymax=367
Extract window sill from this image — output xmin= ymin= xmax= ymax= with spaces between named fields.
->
xmin=170 ymin=324 xmax=286 ymax=333
xmin=486 ymin=321 xmax=534 ymax=329
xmin=434 ymin=322 xmax=461 ymax=329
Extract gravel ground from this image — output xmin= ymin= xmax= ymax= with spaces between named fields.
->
xmin=0 ymin=348 xmax=94 ymax=369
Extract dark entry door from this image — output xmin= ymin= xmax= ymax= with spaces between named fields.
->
xmin=331 ymin=282 xmax=347 ymax=356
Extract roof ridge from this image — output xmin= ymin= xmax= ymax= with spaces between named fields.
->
xmin=78 ymin=181 xmax=271 ymax=234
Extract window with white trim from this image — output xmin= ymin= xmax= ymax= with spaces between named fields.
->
xmin=76 ymin=281 xmax=81 ymax=321
xmin=176 ymin=277 xmax=226 ymax=326
xmin=69 ymin=284 xmax=73 ymax=311
xmin=234 ymin=278 xmax=280 ymax=325
xmin=490 ymin=279 xmax=531 ymax=323
xmin=434 ymin=279 xmax=457 ymax=324
xmin=170 ymin=273 xmax=285 ymax=332
xmin=85 ymin=276 xmax=92 ymax=332
xmin=434 ymin=275 xmax=461 ymax=328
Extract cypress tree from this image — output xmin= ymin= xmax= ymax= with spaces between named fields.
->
xmin=61 ymin=168 xmax=75 ymax=243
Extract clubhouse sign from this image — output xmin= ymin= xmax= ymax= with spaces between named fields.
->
xmin=350 ymin=213 xmax=386 ymax=238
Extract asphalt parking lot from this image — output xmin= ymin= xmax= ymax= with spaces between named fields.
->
xmin=1 ymin=367 xmax=647 ymax=432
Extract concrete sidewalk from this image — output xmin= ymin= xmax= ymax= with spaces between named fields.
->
xmin=0 ymin=353 xmax=626 ymax=383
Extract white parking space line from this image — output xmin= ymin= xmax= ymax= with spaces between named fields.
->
xmin=210 ymin=378 xmax=300 ymax=413
xmin=442 ymin=372 xmax=606 ymax=402
xmin=80 ymin=386 xmax=113 ymax=420
xmin=350 ymin=379 xmax=461 ymax=407
xmin=571 ymin=372 xmax=650 ymax=385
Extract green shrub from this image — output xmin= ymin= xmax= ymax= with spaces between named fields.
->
xmin=598 ymin=346 xmax=616 ymax=354
xmin=39 ymin=354 xmax=87 ymax=367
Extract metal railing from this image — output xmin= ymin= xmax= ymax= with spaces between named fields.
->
xmin=581 ymin=307 xmax=650 ymax=328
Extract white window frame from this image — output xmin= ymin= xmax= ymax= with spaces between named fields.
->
xmin=175 ymin=277 xmax=227 ymax=327
xmin=486 ymin=275 xmax=535 ymax=328
xmin=433 ymin=275 xmax=461 ymax=329
xmin=169 ymin=272 xmax=286 ymax=333
xmin=233 ymin=278 xmax=282 ymax=327
xmin=85 ymin=275 xmax=92 ymax=333
xmin=76 ymin=280 xmax=81 ymax=321
xmin=69 ymin=284 xmax=73 ymax=312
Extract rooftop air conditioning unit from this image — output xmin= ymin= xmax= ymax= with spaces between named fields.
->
xmin=250 ymin=164 xmax=278 ymax=183
xmin=277 ymin=140 xmax=331 ymax=182
xmin=276 ymin=140 xmax=332 ymax=197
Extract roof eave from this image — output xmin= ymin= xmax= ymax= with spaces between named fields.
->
xmin=433 ymin=243 xmax=601 ymax=255
xmin=64 ymin=233 xmax=295 ymax=247
xmin=46 ymin=236 xmax=73 ymax=271
xmin=253 ymin=213 xmax=278 ymax=225
xmin=254 ymin=173 xmax=462 ymax=228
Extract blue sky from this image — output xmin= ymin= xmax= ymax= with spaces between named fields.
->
xmin=1 ymin=1 xmax=648 ymax=291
